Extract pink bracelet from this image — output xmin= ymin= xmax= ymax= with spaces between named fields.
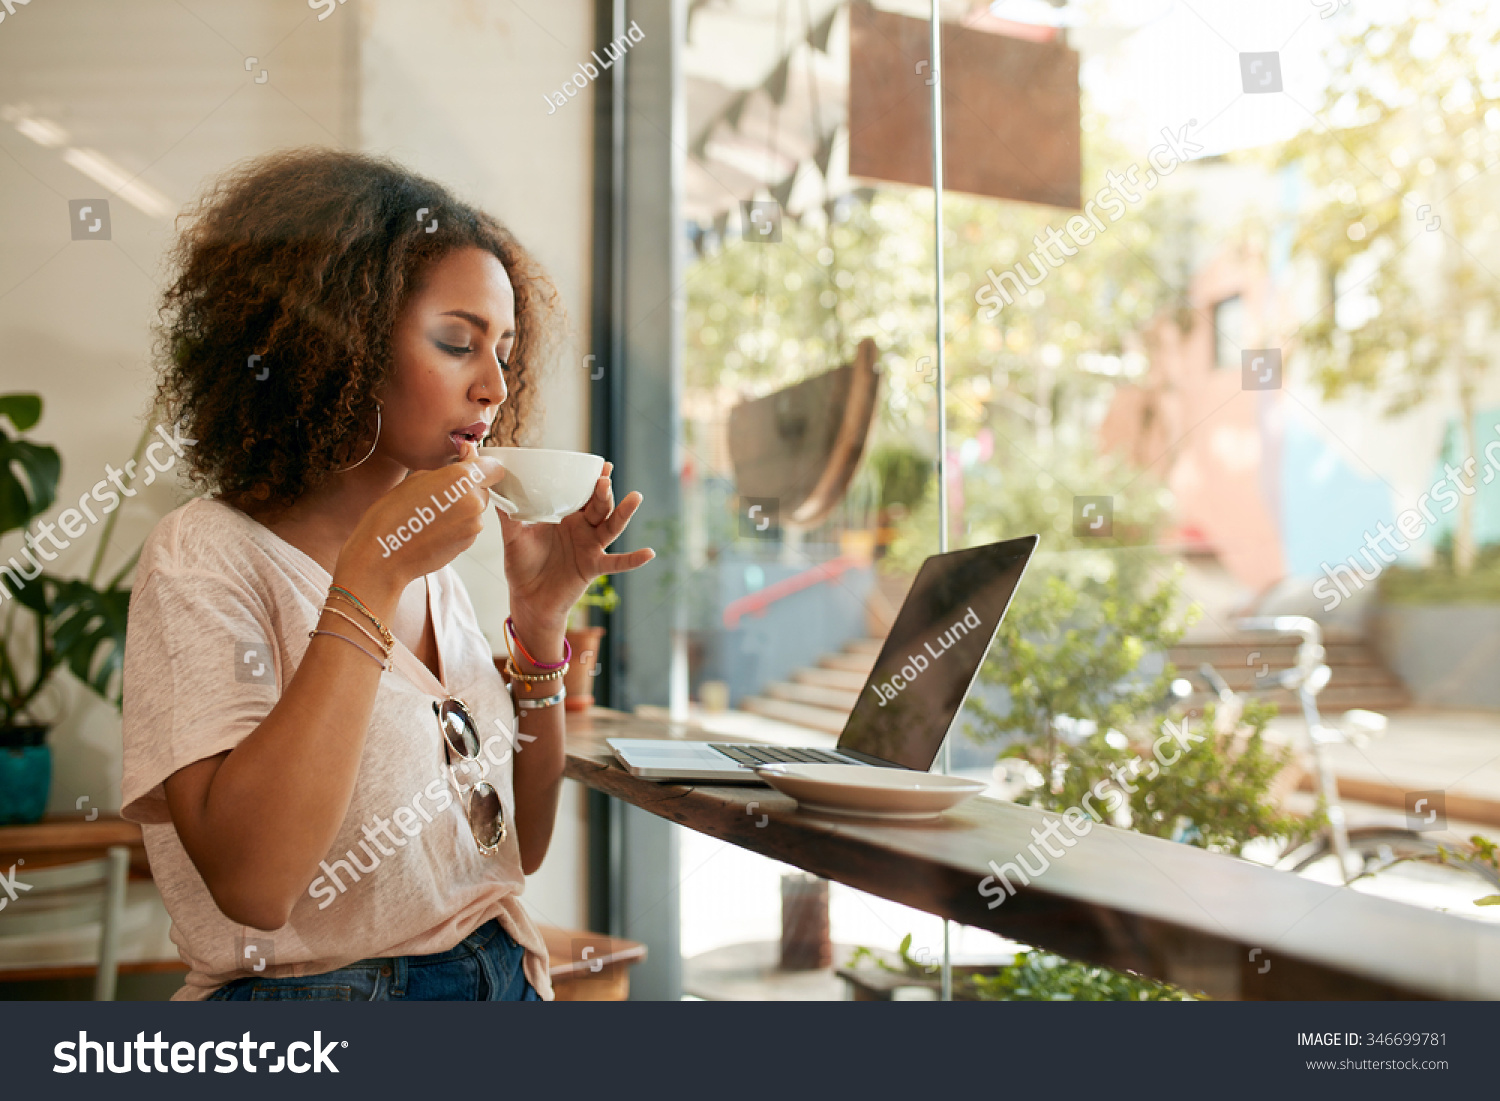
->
xmin=505 ymin=615 xmax=571 ymax=670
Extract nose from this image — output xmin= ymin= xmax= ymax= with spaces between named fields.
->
xmin=476 ymin=350 xmax=508 ymax=409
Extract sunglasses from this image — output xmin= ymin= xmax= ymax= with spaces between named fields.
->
xmin=432 ymin=697 xmax=506 ymax=855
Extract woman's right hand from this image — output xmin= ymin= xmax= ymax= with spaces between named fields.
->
xmin=336 ymin=454 xmax=507 ymax=590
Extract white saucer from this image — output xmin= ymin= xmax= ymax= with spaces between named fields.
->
xmin=754 ymin=763 xmax=986 ymax=821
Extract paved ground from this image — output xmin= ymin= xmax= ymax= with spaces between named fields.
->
xmin=1267 ymin=708 xmax=1500 ymax=840
xmin=1310 ymin=710 xmax=1500 ymax=797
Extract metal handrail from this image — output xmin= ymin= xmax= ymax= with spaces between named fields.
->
xmin=720 ymin=553 xmax=864 ymax=629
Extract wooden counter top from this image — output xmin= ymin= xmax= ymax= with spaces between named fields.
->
xmin=564 ymin=707 xmax=1500 ymax=1000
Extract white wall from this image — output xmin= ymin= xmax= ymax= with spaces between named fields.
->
xmin=357 ymin=0 xmax=597 ymax=930
xmin=0 ymin=0 xmax=595 ymax=932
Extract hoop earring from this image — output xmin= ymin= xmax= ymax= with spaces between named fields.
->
xmin=331 ymin=402 xmax=381 ymax=473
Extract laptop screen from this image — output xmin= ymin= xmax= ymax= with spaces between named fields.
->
xmin=836 ymin=535 xmax=1037 ymax=770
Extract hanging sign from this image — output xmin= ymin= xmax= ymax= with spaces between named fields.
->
xmin=848 ymin=1 xmax=1082 ymax=210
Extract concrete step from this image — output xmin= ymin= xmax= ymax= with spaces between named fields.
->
xmin=1183 ymin=664 xmax=1406 ymax=690
xmin=741 ymin=695 xmax=849 ymax=735
xmin=844 ymin=638 xmax=886 ymax=656
xmin=793 ymin=667 xmax=869 ymax=692
xmin=819 ymin=652 xmax=876 ymax=675
xmin=1182 ymin=626 xmax=1367 ymax=646
xmin=1185 ymin=684 xmax=1412 ymax=713
xmin=765 ymin=680 xmax=860 ymax=712
xmin=1172 ymin=629 xmax=1410 ymax=710
xmin=1171 ymin=641 xmax=1381 ymax=667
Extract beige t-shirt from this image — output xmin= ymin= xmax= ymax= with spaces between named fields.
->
xmin=120 ymin=495 xmax=553 ymax=1001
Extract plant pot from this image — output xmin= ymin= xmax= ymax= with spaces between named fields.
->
xmin=779 ymin=872 xmax=831 ymax=971
xmin=563 ymin=626 xmax=605 ymax=712
xmin=0 ymin=724 xmax=52 ymax=825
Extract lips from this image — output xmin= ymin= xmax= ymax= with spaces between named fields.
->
xmin=449 ymin=420 xmax=489 ymax=456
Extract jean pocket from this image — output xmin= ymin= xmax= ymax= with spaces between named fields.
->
xmin=247 ymin=982 xmax=357 ymax=1001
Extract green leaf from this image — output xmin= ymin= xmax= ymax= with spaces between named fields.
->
xmin=0 ymin=435 xmax=61 ymax=535
xmin=47 ymin=579 xmax=130 ymax=708
xmin=0 ymin=394 xmax=42 ymax=432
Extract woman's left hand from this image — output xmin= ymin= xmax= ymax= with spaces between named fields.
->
xmin=489 ymin=457 xmax=654 ymax=631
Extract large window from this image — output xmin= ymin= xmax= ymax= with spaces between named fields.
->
xmin=611 ymin=0 xmax=1500 ymax=1001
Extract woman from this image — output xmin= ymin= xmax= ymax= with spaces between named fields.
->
xmin=120 ymin=147 xmax=653 ymax=1001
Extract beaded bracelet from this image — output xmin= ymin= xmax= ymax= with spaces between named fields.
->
xmin=505 ymin=658 xmax=568 ymax=683
xmin=309 ymin=628 xmax=392 ymax=672
xmin=506 ymin=658 xmax=567 ymax=698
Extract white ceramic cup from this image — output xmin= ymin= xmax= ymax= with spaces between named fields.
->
xmin=477 ymin=446 xmax=606 ymax=523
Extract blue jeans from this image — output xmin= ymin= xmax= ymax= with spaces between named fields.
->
xmin=206 ymin=918 xmax=543 ymax=1001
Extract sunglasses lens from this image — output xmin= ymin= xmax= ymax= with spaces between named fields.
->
xmin=469 ymin=782 xmax=505 ymax=850
xmin=436 ymin=699 xmax=480 ymax=758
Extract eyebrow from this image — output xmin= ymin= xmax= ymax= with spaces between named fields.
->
xmin=439 ymin=309 xmax=517 ymax=339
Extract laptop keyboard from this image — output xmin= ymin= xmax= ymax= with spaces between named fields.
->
xmin=709 ymin=743 xmax=847 ymax=767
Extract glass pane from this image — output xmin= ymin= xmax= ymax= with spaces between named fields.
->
xmin=666 ymin=0 xmax=1500 ymax=1001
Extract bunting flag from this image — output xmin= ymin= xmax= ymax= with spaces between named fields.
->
xmin=807 ymin=5 xmax=837 ymax=53
xmin=723 ymin=89 xmax=751 ymax=131
xmin=689 ymin=125 xmax=713 ymax=162
xmin=770 ymin=169 xmax=798 ymax=211
xmin=764 ymin=55 xmax=791 ymax=106
xmin=686 ymin=0 xmax=714 ymax=44
xmin=813 ymin=125 xmax=838 ymax=179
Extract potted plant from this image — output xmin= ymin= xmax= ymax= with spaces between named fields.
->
xmin=563 ymin=576 xmax=618 ymax=711
xmin=0 ymin=394 xmax=137 ymax=823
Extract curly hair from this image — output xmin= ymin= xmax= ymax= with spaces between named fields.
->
xmin=150 ymin=147 xmax=563 ymax=520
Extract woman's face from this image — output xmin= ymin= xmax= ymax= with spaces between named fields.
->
xmin=381 ymin=246 xmax=516 ymax=472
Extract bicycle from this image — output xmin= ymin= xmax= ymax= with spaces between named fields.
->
xmin=1198 ymin=615 xmax=1500 ymax=908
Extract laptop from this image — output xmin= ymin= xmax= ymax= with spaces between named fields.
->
xmin=608 ymin=534 xmax=1038 ymax=782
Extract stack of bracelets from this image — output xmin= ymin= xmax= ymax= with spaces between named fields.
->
xmin=504 ymin=615 xmax=570 ymax=711
xmin=309 ymin=583 xmax=395 ymax=672
xmin=308 ymin=586 xmax=570 ymax=714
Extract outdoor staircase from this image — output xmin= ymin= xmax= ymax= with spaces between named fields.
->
xmin=736 ymin=627 xmax=1412 ymax=737
xmin=1169 ymin=628 xmax=1411 ymax=713
xmin=740 ymin=638 xmax=882 ymax=734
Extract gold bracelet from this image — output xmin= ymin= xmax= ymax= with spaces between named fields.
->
xmin=309 ymin=628 xmax=392 ymax=672
xmin=320 ymin=603 xmax=393 ymax=658
xmin=505 ymin=658 xmax=567 ymax=682
xmin=326 ymin=587 xmax=395 ymax=651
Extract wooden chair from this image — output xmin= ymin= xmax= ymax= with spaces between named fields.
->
xmin=0 ymin=845 xmax=130 ymax=1000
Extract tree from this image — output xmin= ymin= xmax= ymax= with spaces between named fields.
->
xmin=1281 ymin=0 xmax=1500 ymax=574
xmin=682 ymin=100 xmax=1201 ymax=495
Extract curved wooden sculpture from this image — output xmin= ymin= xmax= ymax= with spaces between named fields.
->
xmin=727 ymin=337 xmax=880 ymax=529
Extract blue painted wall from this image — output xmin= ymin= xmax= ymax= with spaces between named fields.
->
xmin=1280 ymin=411 xmax=1397 ymax=576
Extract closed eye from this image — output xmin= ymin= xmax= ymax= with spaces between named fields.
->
xmin=436 ymin=341 xmax=473 ymax=356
